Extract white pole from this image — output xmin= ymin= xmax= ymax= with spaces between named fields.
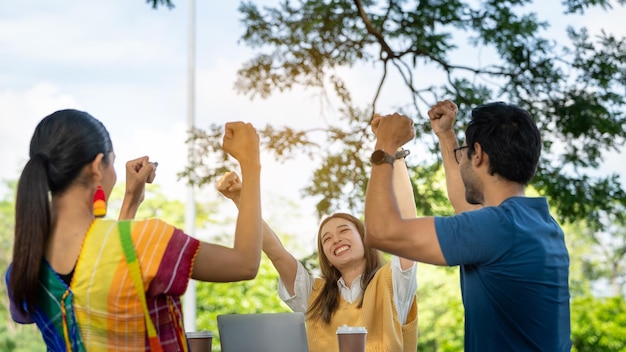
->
xmin=183 ymin=0 xmax=197 ymax=332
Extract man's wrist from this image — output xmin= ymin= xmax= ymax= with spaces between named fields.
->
xmin=374 ymin=141 xmax=400 ymax=152
xmin=371 ymin=149 xmax=395 ymax=166
xmin=435 ymin=130 xmax=457 ymax=144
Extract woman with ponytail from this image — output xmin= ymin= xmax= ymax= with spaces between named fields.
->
xmin=6 ymin=109 xmax=264 ymax=351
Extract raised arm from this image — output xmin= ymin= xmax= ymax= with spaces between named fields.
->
xmin=217 ymin=171 xmax=299 ymax=294
xmin=392 ymin=156 xmax=418 ymax=270
xmin=364 ymin=113 xmax=447 ymax=265
xmin=428 ymin=101 xmax=481 ymax=213
xmin=192 ymin=122 xmax=263 ymax=282
xmin=372 ymin=114 xmax=417 ymax=270
xmin=118 ymin=156 xmax=158 ymax=220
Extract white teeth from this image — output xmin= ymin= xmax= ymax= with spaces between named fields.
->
xmin=334 ymin=245 xmax=349 ymax=255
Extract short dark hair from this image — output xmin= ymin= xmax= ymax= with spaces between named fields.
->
xmin=464 ymin=102 xmax=541 ymax=185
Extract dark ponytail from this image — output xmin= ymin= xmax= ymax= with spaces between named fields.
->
xmin=10 ymin=155 xmax=51 ymax=313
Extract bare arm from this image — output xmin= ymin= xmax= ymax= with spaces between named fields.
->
xmin=364 ymin=113 xmax=447 ymax=265
xmin=428 ymin=101 xmax=481 ymax=213
xmin=260 ymin=221 xmax=299 ymax=295
xmin=392 ymin=155 xmax=419 ymax=270
xmin=192 ymin=122 xmax=263 ymax=282
xmin=119 ymin=157 xmax=157 ymax=220
xmin=216 ymin=171 xmax=299 ymax=292
xmin=372 ymin=114 xmax=418 ymax=270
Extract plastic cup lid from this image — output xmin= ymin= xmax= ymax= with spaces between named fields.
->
xmin=336 ymin=325 xmax=368 ymax=334
xmin=186 ymin=331 xmax=213 ymax=338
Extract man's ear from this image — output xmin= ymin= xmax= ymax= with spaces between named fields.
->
xmin=88 ymin=153 xmax=105 ymax=183
xmin=472 ymin=142 xmax=487 ymax=167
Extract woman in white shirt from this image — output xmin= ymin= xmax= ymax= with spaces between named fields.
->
xmin=217 ymin=114 xmax=418 ymax=351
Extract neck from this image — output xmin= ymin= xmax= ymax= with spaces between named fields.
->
xmin=482 ymin=177 xmax=526 ymax=207
xmin=338 ymin=259 xmax=366 ymax=288
xmin=45 ymin=185 xmax=97 ymax=274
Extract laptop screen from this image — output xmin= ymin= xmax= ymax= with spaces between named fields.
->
xmin=217 ymin=312 xmax=309 ymax=352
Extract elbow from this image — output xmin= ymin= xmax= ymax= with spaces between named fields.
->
xmin=238 ymin=260 xmax=260 ymax=281
xmin=244 ymin=265 xmax=260 ymax=280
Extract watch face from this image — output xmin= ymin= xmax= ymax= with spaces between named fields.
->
xmin=371 ymin=150 xmax=385 ymax=163
xmin=371 ymin=150 xmax=394 ymax=165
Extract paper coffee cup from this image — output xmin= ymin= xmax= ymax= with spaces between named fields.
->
xmin=336 ymin=325 xmax=367 ymax=352
xmin=186 ymin=331 xmax=213 ymax=352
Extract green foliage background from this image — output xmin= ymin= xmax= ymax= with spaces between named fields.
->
xmin=2 ymin=176 xmax=625 ymax=351
xmin=2 ymin=0 xmax=626 ymax=350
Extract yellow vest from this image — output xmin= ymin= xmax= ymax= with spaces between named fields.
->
xmin=305 ymin=263 xmax=418 ymax=352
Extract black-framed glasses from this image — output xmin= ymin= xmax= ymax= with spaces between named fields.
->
xmin=453 ymin=146 xmax=469 ymax=164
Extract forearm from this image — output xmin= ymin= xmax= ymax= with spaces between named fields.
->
xmin=230 ymin=198 xmax=298 ymax=292
xmin=364 ymin=159 xmax=403 ymax=250
xmin=392 ymin=155 xmax=417 ymax=219
xmin=118 ymin=192 xmax=141 ymax=220
xmin=392 ymin=156 xmax=417 ymax=268
xmin=437 ymin=131 xmax=476 ymax=213
xmin=262 ymin=221 xmax=298 ymax=293
xmin=232 ymin=164 xmax=263 ymax=273
xmin=366 ymin=167 xmax=443 ymax=264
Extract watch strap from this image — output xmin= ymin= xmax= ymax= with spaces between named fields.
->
xmin=371 ymin=149 xmax=395 ymax=166
xmin=394 ymin=149 xmax=410 ymax=159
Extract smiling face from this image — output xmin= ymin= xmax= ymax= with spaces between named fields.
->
xmin=319 ymin=216 xmax=366 ymax=269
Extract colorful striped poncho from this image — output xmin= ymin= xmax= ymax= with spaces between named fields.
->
xmin=7 ymin=218 xmax=200 ymax=351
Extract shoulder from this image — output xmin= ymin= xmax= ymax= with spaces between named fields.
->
xmin=435 ymin=207 xmax=503 ymax=233
xmin=369 ymin=262 xmax=393 ymax=286
xmin=500 ymin=197 xmax=551 ymax=215
xmin=92 ymin=218 xmax=179 ymax=239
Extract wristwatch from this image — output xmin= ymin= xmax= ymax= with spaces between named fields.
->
xmin=370 ymin=149 xmax=395 ymax=166
xmin=394 ymin=149 xmax=410 ymax=159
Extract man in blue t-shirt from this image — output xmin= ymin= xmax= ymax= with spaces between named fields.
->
xmin=364 ymin=101 xmax=571 ymax=351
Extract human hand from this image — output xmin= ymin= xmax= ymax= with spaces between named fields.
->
xmin=124 ymin=156 xmax=158 ymax=204
xmin=222 ymin=122 xmax=260 ymax=168
xmin=428 ymin=100 xmax=458 ymax=136
xmin=371 ymin=113 xmax=381 ymax=136
xmin=217 ymin=171 xmax=242 ymax=204
xmin=374 ymin=113 xmax=415 ymax=150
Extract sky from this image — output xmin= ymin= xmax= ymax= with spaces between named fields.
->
xmin=1 ymin=1 xmax=625 ymax=246
xmin=0 ymin=0 xmax=329 ymax=246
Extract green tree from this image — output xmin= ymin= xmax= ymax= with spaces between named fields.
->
xmin=558 ymin=203 xmax=626 ymax=351
xmin=583 ymin=210 xmax=626 ymax=297
xmin=174 ymin=0 xmax=625 ymax=234
xmin=172 ymin=4 xmax=626 ymax=347
xmin=571 ymin=295 xmax=626 ymax=352
xmin=416 ymin=265 xmax=464 ymax=352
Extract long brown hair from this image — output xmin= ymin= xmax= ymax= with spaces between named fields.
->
xmin=307 ymin=213 xmax=382 ymax=323
xmin=9 ymin=109 xmax=112 ymax=314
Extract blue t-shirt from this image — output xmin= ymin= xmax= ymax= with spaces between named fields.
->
xmin=435 ymin=197 xmax=571 ymax=351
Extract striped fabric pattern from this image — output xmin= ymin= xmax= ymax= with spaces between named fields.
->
xmin=26 ymin=218 xmax=199 ymax=351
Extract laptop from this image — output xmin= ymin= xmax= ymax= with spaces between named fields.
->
xmin=217 ymin=312 xmax=309 ymax=352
